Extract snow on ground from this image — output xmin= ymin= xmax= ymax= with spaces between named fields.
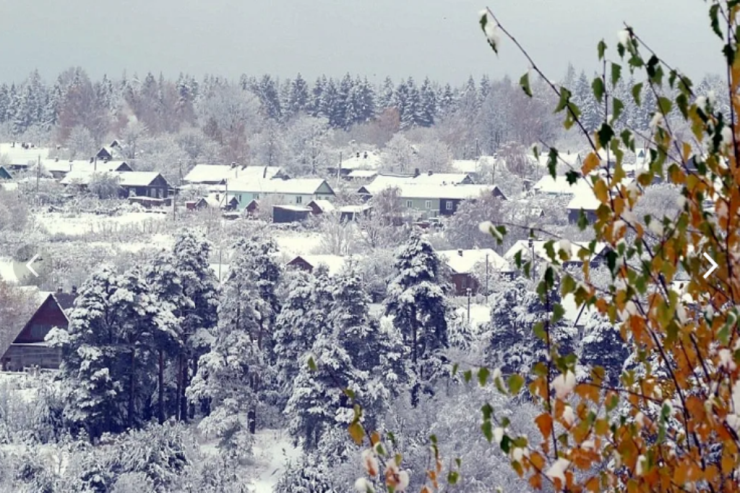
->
xmin=34 ymin=212 xmax=167 ymax=236
xmin=247 ymin=429 xmax=301 ymax=493
xmin=87 ymin=234 xmax=174 ymax=253
xmin=0 ymin=257 xmax=16 ymax=282
xmin=273 ymin=231 xmax=323 ymax=257
xmin=456 ymin=303 xmax=491 ymax=329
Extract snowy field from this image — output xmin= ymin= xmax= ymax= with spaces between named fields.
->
xmin=273 ymin=231 xmax=323 ymax=256
xmin=35 ymin=211 xmax=167 ymax=236
xmin=246 ymin=430 xmax=301 ymax=493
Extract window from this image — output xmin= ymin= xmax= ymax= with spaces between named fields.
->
xmin=296 ymin=196 xmax=303 ymax=204
xmin=445 ymin=201 xmax=453 ymax=211
xmin=425 ymin=200 xmax=432 ymax=209
xmin=406 ymin=200 xmax=413 ymax=208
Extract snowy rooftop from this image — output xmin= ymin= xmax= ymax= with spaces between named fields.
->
xmin=532 ymin=175 xmax=593 ymax=195
xmin=0 ymin=142 xmax=51 ymax=165
xmin=360 ymin=174 xmax=413 ymax=195
xmin=184 ymin=164 xmax=284 ymax=184
xmin=309 ymin=199 xmax=335 ymax=212
xmin=229 ymin=177 xmax=333 ymax=196
xmin=42 ymin=159 xmax=129 ymax=175
xmin=450 ymin=156 xmax=496 ymax=174
xmin=347 ymin=169 xmax=378 ymax=178
xmin=60 ymin=170 xmax=165 ymax=187
xmin=338 ymin=204 xmax=372 ymax=213
xmin=437 ymin=249 xmax=510 ymax=273
xmin=274 ymin=205 xmax=312 ymax=212
xmin=504 ymin=240 xmax=609 ymax=263
xmin=411 ymin=172 xmax=472 ymax=186
xmin=566 ymin=191 xmax=601 ymax=211
xmin=340 ymin=151 xmax=382 ymax=170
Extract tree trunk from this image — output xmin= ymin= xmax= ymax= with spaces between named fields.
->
xmin=158 ymin=349 xmax=165 ymax=424
xmin=175 ymin=356 xmax=182 ymax=421
xmin=128 ymin=348 xmax=136 ymax=428
xmin=180 ymin=355 xmax=189 ymax=423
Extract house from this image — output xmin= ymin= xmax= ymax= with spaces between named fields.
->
xmin=345 ymin=169 xmax=379 ymax=182
xmin=504 ymin=240 xmax=610 ymax=268
xmin=437 ymin=249 xmax=511 ymax=295
xmin=338 ymin=204 xmax=372 ymax=222
xmin=183 ymin=164 xmax=288 ymax=186
xmin=203 ymin=193 xmax=239 ymax=211
xmin=328 ymin=150 xmax=382 ymax=176
xmin=186 ymin=197 xmax=209 ymax=211
xmin=286 ymin=255 xmax=360 ymax=276
xmin=244 ymin=199 xmax=260 ymax=216
xmin=61 ymin=170 xmax=170 ymax=199
xmin=0 ymin=142 xmax=51 ymax=171
xmin=230 ymin=178 xmax=336 ymax=209
xmin=357 ymin=174 xmax=413 ymax=197
xmin=273 ymin=205 xmax=312 ymax=223
xmin=1 ymin=288 xmax=77 ymax=371
xmin=567 ymin=192 xmax=601 ymax=224
xmin=0 ymin=166 xmax=12 ymax=180
xmin=532 ymin=175 xmax=593 ymax=196
xmin=42 ymin=158 xmax=132 ymax=179
xmin=395 ymin=184 xmax=506 ymax=218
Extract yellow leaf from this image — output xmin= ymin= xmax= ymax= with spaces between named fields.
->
xmin=594 ymin=179 xmax=609 ymax=203
xmin=348 ymin=422 xmax=365 ymax=445
xmin=581 ymin=152 xmax=600 ymax=175
xmin=370 ymin=431 xmax=380 ymax=446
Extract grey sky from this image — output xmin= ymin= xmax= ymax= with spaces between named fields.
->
xmin=0 ymin=0 xmax=723 ymax=85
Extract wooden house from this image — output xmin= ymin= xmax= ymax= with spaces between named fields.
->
xmin=286 ymin=255 xmax=360 ymax=276
xmin=1 ymin=289 xmax=77 ymax=371
xmin=231 ymin=178 xmax=335 ymax=208
xmin=117 ymin=172 xmax=170 ymax=199
xmin=437 ymin=249 xmax=511 ymax=295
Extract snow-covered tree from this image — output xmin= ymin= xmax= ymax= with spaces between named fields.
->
xmin=384 ymin=234 xmax=452 ymax=404
xmin=418 ymin=77 xmax=438 ymax=127
xmin=577 ymin=311 xmax=629 ymax=386
xmin=187 ymin=241 xmax=265 ymax=453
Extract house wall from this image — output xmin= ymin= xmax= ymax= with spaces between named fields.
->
xmin=13 ymin=298 xmax=67 ymax=344
xmin=568 ymin=208 xmax=596 ymax=224
xmin=2 ymin=345 xmax=61 ymax=371
xmin=439 ymin=199 xmax=461 ymax=216
xmin=400 ymin=197 xmax=440 ymax=218
xmin=236 ymin=192 xmax=333 ymax=208
xmin=450 ymin=273 xmax=479 ymax=296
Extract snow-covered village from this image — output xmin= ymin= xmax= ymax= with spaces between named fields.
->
xmin=1 ymin=1 xmax=739 ymax=492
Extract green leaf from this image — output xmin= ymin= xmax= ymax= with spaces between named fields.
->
xmin=307 ymin=357 xmax=317 ymax=371
xmin=710 ymin=4 xmax=723 ymax=39
xmin=463 ymin=370 xmax=473 ymax=383
xmin=447 ymin=471 xmax=460 ymax=485
xmin=481 ymin=420 xmax=493 ymax=442
xmin=657 ymin=96 xmax=672 ymax=115
xmin=676 ymin=93 xmax=689 ymax=118
xmin=343 ymin=388 xmax=356 ymax=399
xmin=610 ymin=63 xmax=622 ymax=87
xmin=565 ymin=170 xmax=580 ymax=184
xmin=500 ymin=434 xmax=512 ymax=453
xmin=578 ymin=209 xmax=589 ymax=230
xmin=533 ymin=321 xmax=546 ymax=342
xmin=552 ymin=303 xmax=565 ymax=324
xmin=547 ymin=148 xmax=558 ymax=178
xmin=508 ymin=374 xmax=525 ymax=394
xmin=632 ymin=82 xmax=643 ymax=106
xmin=597 ymin=123 xmax=615 ymax=147
xmin=724 ymin=44 xmax=737 ymax=67
xmin=612 ymin=97 xmax=624 ymax=122
xmin=592 ymin=77 xmax=605 ymax=103
xmin=520 ymin=72 xmax=533 ymax=97
xmin=555 ymin=87 xmax=572 ymax=113
xmin=597 ymin=40 xmax=607 ymax=60
xmin=478 ymin=367 xmax=490 ymax=387
xmin=451 ymin=363 xmax=459 ymax=376
xmin=481 ymin=402 xmax=494 ymax=420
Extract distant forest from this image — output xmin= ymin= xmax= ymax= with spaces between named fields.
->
xmin=0 ymin=67 xmax=730 ymax=176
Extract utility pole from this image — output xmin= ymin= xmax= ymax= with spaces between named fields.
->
xmin=466 ymin=288 xmax=472 ymax=327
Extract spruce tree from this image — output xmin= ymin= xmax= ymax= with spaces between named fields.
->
xmin=309 ymin=76 xmax=326 ymax=118
xmin=288 ymin=73 xmax=310 ymax=117
xmin=378 ymin=77 xmax=395 ymax=110
xmin=578 ymin=312 xmax=628 ymax=386
xmin=384 ymin=234 xmax=452 ymax=405
xmin=419 ymin=77 xmax=438 ymax=127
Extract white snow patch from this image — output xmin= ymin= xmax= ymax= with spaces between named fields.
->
xmin=244 ymin=429 xmax=301 ymax=493
xmin=617 ymin=29 xmax=630 ymax=46
xmin=552 ymin=371 xmax=576 ymax=399
xmin=35 ymin=212 xmax=166 ymax=236
xmin=274 ymin=232 xmax=323 ymax=256
xmin=545 ymin=457 xmax=570 ymax=483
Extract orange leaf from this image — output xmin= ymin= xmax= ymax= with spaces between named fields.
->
xmin=370 ymin=431 xmax=380 ymax=446
xmin=529 ymin=473 xmax=543 ymax=490
xmin=581 ymin=152 xmax=600 ymax=175
xmin=594 ymin=179 xmax=609 ymax=203
xmin=535 ymin=413 xmax=553 ymax=441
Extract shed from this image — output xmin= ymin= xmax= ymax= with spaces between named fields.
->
xmin=273 ymin=205 xmax=312 ymax=223
xmin=286 ymin=254 xmax=359 ymax=276
xmin=437 ymin=249 xmax=511 ymax=295
xmin=308 ymin=199 xmax=336 ymax=215
xmin=0 ymin=166 xmax=12 ymax=180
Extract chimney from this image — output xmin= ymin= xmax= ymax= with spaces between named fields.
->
xmin=458 ymin=249 xmax=463 ymax=257
xmin=231 ymin=162 xmax=237 ymax=168
xmin=427 ymin=170 xmax=433 ymax=176
xmin=89 ymin=157 xmax=94 ymax=164
xmin=57 ymin=287 xmax=63 ymax=293
xmin=11 ymin=142 xmax=15 ymax=148
xmin=216 ymin=193 xmax=220 ymax=201
xmin=55 ymin=157 xmax=59 ymax=162
xmin=263 ymin=167 xmax=267 ymax=179
xmin=414 ymin=168 xmax=420 ymax=177
xmin=363 ymin=151 xmax=367 ymax=159
xmin=71 ymin=286 xmax=78 ymax=295
xmin=356 ymin=152 xmax=360 ymax=158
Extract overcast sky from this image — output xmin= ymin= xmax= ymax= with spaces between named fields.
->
xmin=0 ymin=0 xmax=723 ymax=85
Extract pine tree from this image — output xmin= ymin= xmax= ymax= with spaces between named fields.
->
xmin=378 ymin=77 xmax=395 ymax=110
xmin=49 ymin=266 xmax=174 ymax=441
xmin=488 ymin=277 xmax=575 ymax=375
xmin=0 ymin=84 xmax=9 ymax=123
xmin=253 ymin=75 xmax=282 ymax=120
xmin=288 ymin=73 xmax=310 ymax=117
xmin=574 ymin=71 xmax=601 ymax=132
xmin=309 ymin=76 xmax=326 ymax=118
xmin=456 ymin=75 xmax=479 ymax=119
xmin=172 ymin=230 xmax=220 ymax=422
xmin=578 ymin=312 xmax=628 ymax=386
xmin=419 ymin=77 xmax=438 ymax=127
xmin=479 ymin=74 xmax=492 ymax=104
xmin=357 ymin=77 xmax=377 ymax=122
xmin=384 ymin=234 xmax=452 ymax=405
xmin=320 ymin=78 xmax=341 ymax=127
xmin=187 ymin=242 xmax=265 ymax=452
xmin=438 ymin=83 xmax=455 ymax=118
xmin=336 ymin=73 xmax=354 ymax=129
